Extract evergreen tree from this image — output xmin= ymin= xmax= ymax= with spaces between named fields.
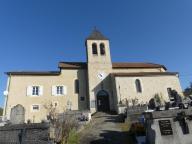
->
xmin=184 ymin=83 xmax=192 ymax=96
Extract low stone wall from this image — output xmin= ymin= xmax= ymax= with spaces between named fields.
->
xmin=0 ymin=123 xmax=50 ymax=144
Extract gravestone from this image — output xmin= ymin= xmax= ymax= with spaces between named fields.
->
xmin=10 ymin=104 xmax=25 ymax=124
xmin=158 ymin=120 xmax=173 ymax=135
xmin=145 ymin=108 xmax=192 ymax=144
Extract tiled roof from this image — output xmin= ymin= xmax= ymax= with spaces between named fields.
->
xmin=6 ymin=71 xmax=60 ymax=76
xmin=86 ymin=29 xmax=108 ymax=40
xmin=58 ymin=62 xmax=87 ymax=69
xmin=59 ymin=62 xmax=166 ymax=70
xmin=111 ymin=72 xmax=178 ymax=77
xmin=112 ymin=62 xmax=166 ymax=70
xmin=6 ymin=62 xmax=167 ymax=75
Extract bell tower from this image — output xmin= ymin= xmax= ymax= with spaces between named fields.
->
xmin=86 ymin=29 xmax=113 ymax=113
xmin=86 ymin=29 xmax=112 ymax=64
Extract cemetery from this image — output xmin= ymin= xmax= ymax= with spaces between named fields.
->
xmin=1 ymin=88 xmax=192 ymax=144
xmin=0 ymin=109 xmax=91 ymax=143
xmin=123 ymin=89 xmax=192 ymax=144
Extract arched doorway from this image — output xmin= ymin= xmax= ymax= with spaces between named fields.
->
xmin=97 ymin=90 xmax=110 ymax=112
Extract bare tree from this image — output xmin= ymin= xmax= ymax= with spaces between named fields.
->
xmin=43 ymin=101 xmax=79 ymax=144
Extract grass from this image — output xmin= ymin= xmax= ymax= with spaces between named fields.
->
xmin=67 ymin=129 xmax=79 ymax=144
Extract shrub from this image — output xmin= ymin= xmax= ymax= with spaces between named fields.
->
xmin=67 ymin=128 xmax=79 ymax=144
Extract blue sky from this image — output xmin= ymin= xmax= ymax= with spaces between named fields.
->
xmin=0 ymin=0 xmax=192 ymax=107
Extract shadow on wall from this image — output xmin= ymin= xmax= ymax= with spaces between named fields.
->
xmin=77 ymin=70 xmax=89 ymax=110
xmin=92 ymin=75 xmax=115 ymax=111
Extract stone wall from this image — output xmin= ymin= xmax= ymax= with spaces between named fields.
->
xmin=0 ymin=123 xmax=50 ymax=144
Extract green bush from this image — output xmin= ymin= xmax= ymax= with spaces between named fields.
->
xmin=67 ymin=129 xmax=79 ymax=144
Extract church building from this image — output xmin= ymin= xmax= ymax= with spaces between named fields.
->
xmin=3 ymin=30 xmax=182 ymax=123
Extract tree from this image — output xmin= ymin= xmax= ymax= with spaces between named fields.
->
xmin=43 ymin=101 xmax=79 ymax=144
xmin=0 ymin=107 xmax=3 ymax=116
xmin=184 ymin=82 xmax=192 ymax=96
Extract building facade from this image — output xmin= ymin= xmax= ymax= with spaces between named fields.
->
xmin=3 ymin=30 xmax=182 ymax=123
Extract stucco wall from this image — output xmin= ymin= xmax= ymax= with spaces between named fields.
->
xmin=5 ymin=69 xmax=88 ymax=123
xmin=112 ymin=68 xmax=164 ymax=73
xmin=114 ymin=75 xmax=182 ymax=109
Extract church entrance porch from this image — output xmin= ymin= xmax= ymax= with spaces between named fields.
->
xmin=97 ymin=90 xmax=110 ymax=112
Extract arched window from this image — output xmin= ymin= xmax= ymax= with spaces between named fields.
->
xmin=74 ymin=79 xmax=79 ymax=94
xmin=92 ymin=43 xmax=98 ymax=55
xmin=135 ymin=79 xmax=142 ymax=93
xmin=100 ymin=43 xmax=105 ymax=55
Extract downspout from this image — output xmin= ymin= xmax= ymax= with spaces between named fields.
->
xmin=3 ymin=74 xmax=11 ymax=120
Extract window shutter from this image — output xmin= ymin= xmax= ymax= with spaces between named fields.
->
xmin=27 ymin=86 xmax=32 ymax=96
xmin=63 ymin=86 xmax=67 ymax=95
xmin=52 ymin=86 xmax=56 ymax=96
xmin=39 ymin=86 xmax=43 ymax=96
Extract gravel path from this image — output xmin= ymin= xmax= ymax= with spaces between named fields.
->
xmin=79 ymin=112 xmax=130 ymax=144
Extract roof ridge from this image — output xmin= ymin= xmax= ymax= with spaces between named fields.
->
xmin=86 ymin=29 xmax=108 ymax=40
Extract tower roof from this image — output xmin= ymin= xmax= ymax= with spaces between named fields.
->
xmin=86 ymin=29 xmax=108 ymax=40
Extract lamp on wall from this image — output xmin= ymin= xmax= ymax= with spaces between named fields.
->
xmin=3 ymin=91 xmax=8 ymax=96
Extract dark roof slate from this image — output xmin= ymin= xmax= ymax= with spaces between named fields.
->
xmin=58 ymin=62 xmax=166 ymax=70
xmin=6 ymin=62 xmax=168 ymax=75
xmin=111 ymin=72 xmax=178 ymax=77
xmin=58 ymin=62 xmax=87 ymax=69
xmin=112 ymin=62 xmax=167 ymax=70
xmin=86 ymin=29 xmax=108 ymax=40
xmin=6 ymin=71 xmax=60 ymax=76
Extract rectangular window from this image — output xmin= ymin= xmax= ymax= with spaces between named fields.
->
xmin=75 ymin=79 xmax=79 ymax=94
xmin=52 ymin=85 xmax=67 ymax=96
xmin=32 ymin=105 xmax=40 ymax=111
xmin=56 ymin=86 xmax=63 ymax=95
xmin=32 ymin=86 xmax=40 ymax=96
xmin=80 ymin=97 xmax=85 ymax=101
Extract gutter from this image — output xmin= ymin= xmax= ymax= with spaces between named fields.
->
xmin=3 ymin=74 xmax=11 ymax=119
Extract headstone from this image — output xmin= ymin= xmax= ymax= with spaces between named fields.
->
xmin=10 ymin=104 xmax=25 ymax=124
xmin=158 ymin=120 xmax=173 ymax=135
xmin=145 ymin=108 xmax=192 ymax=144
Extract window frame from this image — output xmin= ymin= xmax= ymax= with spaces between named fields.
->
xmin=135 ymin=79 xmax=142 ymax=93
xmin=32 ymin=86 xmax=40 ymax=96
xmin=31 ymin=104 xmax=40 ymax=112
xmin=56 ymin=86 xmax=64 ymax=95
xmin=52 ymin=85 xmax=67 ymax=96
xmin=75 ymin=79 xmax=79 ymax=94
